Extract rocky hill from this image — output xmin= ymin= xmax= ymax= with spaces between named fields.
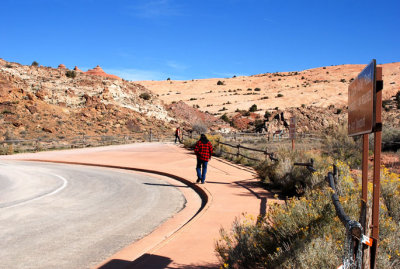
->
xmin=139 ymin=63 xmax=400 ymax=132
xmin=0 ymin=58 xmax=223 ymax=141
xmin=1 ymin=58 xmax=399 ymax=142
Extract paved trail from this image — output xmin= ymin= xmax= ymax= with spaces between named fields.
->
xmin=0 ymin=161 xmax=189 ymax=269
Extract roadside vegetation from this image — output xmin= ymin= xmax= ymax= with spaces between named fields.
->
xmin=183 ymin=124 xmax=400 ymax=268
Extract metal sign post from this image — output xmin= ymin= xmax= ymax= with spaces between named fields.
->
xmin=370 ymin=66 xmax=382 ymax=269
xmin=348 ymin=60 xmax=383 ymax=269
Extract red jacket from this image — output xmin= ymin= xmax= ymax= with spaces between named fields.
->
xmin=194 ymin=140 xmax=213 ymax=162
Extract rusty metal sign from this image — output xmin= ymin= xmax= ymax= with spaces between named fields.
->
xmin=348 ymin=60 xmax=376 ymax=136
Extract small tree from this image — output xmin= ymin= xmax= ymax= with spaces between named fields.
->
xmin=65 ymin=70 xmax=76 ymax=78
xmin=217 ymin=80 xmax=225 ymax=85
xmin=249 ymin=104 xmax=258 ymax=112
xmin=264 ymin=111 xmax=271 ymax=119
xmin=31 ymin=61 xmax=39 ymax=67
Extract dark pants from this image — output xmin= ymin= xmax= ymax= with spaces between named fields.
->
xmin=196 ymin=158 xmax=208 ymax=183
xmin=175 ymin=135 xmax=182 ymax=143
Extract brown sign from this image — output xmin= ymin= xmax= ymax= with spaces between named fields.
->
xmin=289 ymin=117 xmax=296 ymax=139
xmin=348 ymin=60 xmax=376 ymax=136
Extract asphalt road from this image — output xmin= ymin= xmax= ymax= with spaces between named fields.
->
xmin=0 ymin=161 xmax=187 ymax=269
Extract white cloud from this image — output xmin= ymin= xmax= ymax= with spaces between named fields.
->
xmin=104 ymin=68 xmax=168 ymax=81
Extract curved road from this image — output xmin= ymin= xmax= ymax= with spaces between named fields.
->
xmin=0 ymin=161 xmax=187 ymax=269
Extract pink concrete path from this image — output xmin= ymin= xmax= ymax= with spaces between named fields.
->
xmin=1 ymin=143 xmax=278 ymax=269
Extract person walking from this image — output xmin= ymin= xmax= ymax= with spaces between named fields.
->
xmin=175 ymin=127 xmax=182 ymax=144
xmin=194 ymin=134 xmax=213 ymax=184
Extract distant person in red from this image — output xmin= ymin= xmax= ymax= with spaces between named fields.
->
xmin=194 ymin=134 xmax=213 ymax=184
xmin=175 ymin=127 xmax=182 ymax=144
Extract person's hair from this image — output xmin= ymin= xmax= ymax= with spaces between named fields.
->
xmin=200 ymin=134 xmax=209 ymax=143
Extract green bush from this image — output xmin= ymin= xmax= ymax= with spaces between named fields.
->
xmin=31 ymin=61 xmax=39 ymax=67
xmin=276 ymin=93 xmax=284 ymax=98
xmin=256 ymin=148 xmax=331 ymax=196
xmin=221 ymin=113 xmax=230 ymax=123
xmin=139 ymin=92 xmax=151 ymax=100
xmin=249 ymin=104 xmax=258 ymax=112
xmin=65 ymin=70 xmax=76 ymax=78
xmin=216 ymin=162 xmax=400 ymax=268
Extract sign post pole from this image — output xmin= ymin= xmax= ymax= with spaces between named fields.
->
xmin=360 ymin=134 xmax=369 ymax=269
xmin=370 ymin=66 xmax=383 ymax=269
xmin=348 ymin=60 xmax=383 ymax=269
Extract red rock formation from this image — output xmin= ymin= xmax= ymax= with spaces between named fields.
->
xmin=74 ymin=66 xmax=83 ymax=72
xmin=85 ymin=65 xmax=121 ymax=80
xmin=58 ymin=64 xmax=66 ymax=69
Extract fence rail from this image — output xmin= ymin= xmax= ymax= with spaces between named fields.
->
xmin=326 ymin=165 xmax=363 ymax=269
xmin=217 ymin=140 xmax=278 ymax=162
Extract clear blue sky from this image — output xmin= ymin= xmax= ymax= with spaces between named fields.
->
xmin=1 ymin=0 xmax=399 ymax=81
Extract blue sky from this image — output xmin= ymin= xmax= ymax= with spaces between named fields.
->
xmin=1 ymin=0 xmax=399 ymax=81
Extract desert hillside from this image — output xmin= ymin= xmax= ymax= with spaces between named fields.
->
xmin=138 ymin=63 xmax=400 ymax=116
xmin=0 ymin=58 xmax=222 ymax=141
xmin=1 ymin=58 xmax=399 ymax=142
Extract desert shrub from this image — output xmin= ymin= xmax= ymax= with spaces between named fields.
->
xmin=31 ymin=61 xmax=39 ymax=67
xmin=216 ymin=162 xmax=400 ymax=268
xmin=5 ymin=64 xmax=12 ymax=68
xmin=255 ymin=148 xmax=331 ymax=196
xmin=217 ymin=80 xmax=225 ymax=85
xmin=254 ymin=88 xmax=261 ymax=91
xmin=65 ymin=70 xmax=76 ymax=78
xmin=249 ymin=104 xmax=258 ymax=112
xmin=381 ymin=127 xmax=400 ymax=151
xmin=183 ymin=137 xmax=197 ymax=149
xmin=192 ymin=123 xmax=208 ymax=134
xmin=221 ymin=113 xmax=230 ymax=123
xmin=381 ymin=167 xmax=400 ymax=222
xmin=276 ymin=93 xmax=284 ymax=98
xmin=395 ymin=91 xmax=400 ymax=103
xmin=322 ymin=124 xmax=361 ymax=168
xmin=264 ymin=111 xmax=271 ymax=119
xmin=378 ymin=167 xmax=400 ymax=267
xmin=139 ymin=92 xmax=151 ymax=100
xmin=183 ymin=134 xmax=222 ymax=153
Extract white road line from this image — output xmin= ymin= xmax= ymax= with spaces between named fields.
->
xmin=2 ymin=174 xmax=68 ymax=209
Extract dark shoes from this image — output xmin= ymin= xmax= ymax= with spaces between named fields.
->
xmin=196 ymin=178 xmax=201 ymax=183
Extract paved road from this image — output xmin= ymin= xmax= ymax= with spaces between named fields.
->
xmin=0 ymin=161 xmax=186 ymax=269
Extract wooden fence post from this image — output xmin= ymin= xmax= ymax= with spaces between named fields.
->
xmin=149 ymin=128 xmax=152 ymax=142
